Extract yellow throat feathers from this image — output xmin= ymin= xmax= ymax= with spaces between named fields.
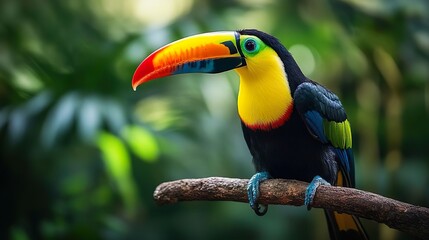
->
xmin=235 ymin=48 xmax=293 ymax=130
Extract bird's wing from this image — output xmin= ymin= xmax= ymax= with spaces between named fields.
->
xmin=294 ymin=81 xmax=355 ymax=187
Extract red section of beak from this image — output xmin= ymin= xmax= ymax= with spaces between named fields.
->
xmin=131 ymin=46 xmax=168 ymax=91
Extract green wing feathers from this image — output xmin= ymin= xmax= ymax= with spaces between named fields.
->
xmin=323 ymin=119 xmax=352 ymax=149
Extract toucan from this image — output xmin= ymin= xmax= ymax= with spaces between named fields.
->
xmin=132 ymin=29 xmax=368 ymax=240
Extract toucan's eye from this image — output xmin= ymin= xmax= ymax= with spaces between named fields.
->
xmin=244 ymin=39 xmax=257 ymax=52
xmin=242 ymin=37 xmax=262 ymax=55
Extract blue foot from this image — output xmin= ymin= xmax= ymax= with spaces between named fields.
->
xmin=247 ymin=171 xmax=270 ymax=216
xmin=304 ymin=175 xmax=330 ymax=210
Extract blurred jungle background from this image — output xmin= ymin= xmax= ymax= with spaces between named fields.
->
xmin=1 ymin=0 xmax=428 ymax=239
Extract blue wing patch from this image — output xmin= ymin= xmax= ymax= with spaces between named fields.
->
xmin=303 ymin=110 xmax=327 ymax=143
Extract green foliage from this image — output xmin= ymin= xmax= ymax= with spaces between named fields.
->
xmin=1 ymin=0 xmax=428 ymax=239
xmin=97 ymin=131 xmax=138 ymax=217
xmin=121 ymin=125 xmax=160 ymax=162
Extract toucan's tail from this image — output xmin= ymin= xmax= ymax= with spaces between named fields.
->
xmin=324 ymin=210 xmax=368 ymax=240
xmin=324 ymin=169 xmax=368 ymax=239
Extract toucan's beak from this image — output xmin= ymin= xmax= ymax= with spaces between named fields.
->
xmin=132 ymin=31 xmax=245 ymax=90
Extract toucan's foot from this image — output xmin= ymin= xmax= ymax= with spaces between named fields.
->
xmin=247 ymin=171 xmax=270 ymax=216
xmin=304 ymin=175 xmax=330 ymax=210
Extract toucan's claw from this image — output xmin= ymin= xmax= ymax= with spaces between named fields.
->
xmin=247 ymin=171 xmax=270 ymax=216
xmin=304 ymin=175 xmax=330 ymax=210
xmin=253 ymin=204 xmax=268 ymax=216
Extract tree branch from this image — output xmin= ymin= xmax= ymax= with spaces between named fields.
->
xmin=153 ymin=177 xmax=429 ymax=239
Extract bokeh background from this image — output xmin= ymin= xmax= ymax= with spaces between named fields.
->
xmin=1 ymin=0 xmax=428 ymax=239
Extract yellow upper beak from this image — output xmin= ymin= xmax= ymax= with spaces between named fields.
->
xmin=132 ymin=31 xmax=246 ymax=90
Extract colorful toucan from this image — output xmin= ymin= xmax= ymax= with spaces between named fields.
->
xmin=132 ymin=29 xmax=368 ymax=240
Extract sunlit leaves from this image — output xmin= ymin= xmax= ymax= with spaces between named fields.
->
xmin=134 ymin=96 xmax=184 ymax=130
xmin=122 ymin=125 xmax=159 ymax=162
xmin=96 ymin=131 xmax=138 ymax=217
xmin=96 ymin=124 xmax=159 ymax=218
xmin=12 ymin=67 xmax=44 ymax=93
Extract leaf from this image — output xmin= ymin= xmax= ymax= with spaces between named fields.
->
xmin=22 ymin=91 xmax=52 ymax=116
xmin=77 ymin=95 xmax=102 ymax=142
xmin=41 ymin=92 xmax=80 ymax=147
xmin=122 ymin=125 xmax=159 ymax=162
xmin=102 ymin=98 xmax=127 ymax=134
xmin=96 ymin=131 xmax=138 ymax=217
xmin=8 ymin=108 xmax=26 ymax=144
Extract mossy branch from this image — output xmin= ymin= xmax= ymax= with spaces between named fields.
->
xmin=153 ymin=177 xmax=429 ymax=239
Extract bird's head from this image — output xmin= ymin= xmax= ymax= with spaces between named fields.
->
xmin=132 ymin=29 xmax=303 ymax=130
